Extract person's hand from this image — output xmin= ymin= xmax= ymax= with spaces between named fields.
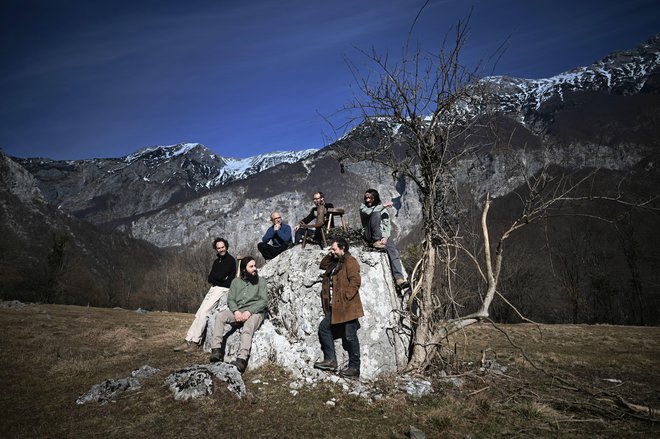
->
xmin=274 ymin=223 xmax=280 ymax=231
xmin=234 ymin=310 xmax=243 ymax=322
xmin=241 ymin=311 xmax=252 ymax=321
xmin=384 ymin=201 xmax=394 ymax=208
xmin=294 ymin=225 xmax=300 ymax=231
xmin=380 ymin=237 xmax=388 ymax=245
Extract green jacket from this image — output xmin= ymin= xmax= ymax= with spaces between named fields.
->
xmin=227 ymin=277 xmax=268 ymax=314
xmin=359 ymin=203 xmax=391 ymax=238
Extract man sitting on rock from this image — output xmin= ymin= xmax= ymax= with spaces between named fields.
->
xmin=360 ymin=188 xmax=409 ymax=290
xmin=314 ymin=238 xmax=363 ymax=378
xmin=293 ymin=191 xmax=334 ymax=246
xmin=209 ymin=256 xmax=268 ymax=373
xmin=173 ymin=237 xmax=236 ymax=353
xmin=257 ymin=211 xmax=293 ymax=260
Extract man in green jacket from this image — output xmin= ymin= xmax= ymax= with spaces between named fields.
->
xmin=209 ymin=256 xmax=268 ymax=373
xmin=313 ymin=238 xmax=363 ymax=378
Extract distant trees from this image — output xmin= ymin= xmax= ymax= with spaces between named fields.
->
xmin=44 ymin=233 xmax=68 ymax=303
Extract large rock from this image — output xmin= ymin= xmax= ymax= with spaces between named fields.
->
xmin=202 ymin=245 xmax=411 ymax=380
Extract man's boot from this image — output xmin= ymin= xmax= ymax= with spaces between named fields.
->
xmin=338 ymin=366 xmax=360 ymax=379
xmin=173 ymin=340 xmax=195 ymax=352
xmin=313 ymin=358 xmax=338 ymax=371
xmin=209 ymin=348 xmax=222 ymax=363
xmin=230 ymin=358 xmax=247 ymax=373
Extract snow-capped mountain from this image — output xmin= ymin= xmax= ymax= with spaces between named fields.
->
xmin=480 ymin=34 xmax=659 ymax=127
xmin=15 ymin=143 xmax=317 ymax=226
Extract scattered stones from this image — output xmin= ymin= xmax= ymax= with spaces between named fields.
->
xmin=76 ymin=377 xmax=142 ymax=405
xmin=398 ymin=375 xmax=433 ymax=398
xmin=131 ymin=365 xmax=160 ymax=379
xmin=164 ymin=363 xmax=246 ymax=401
xmin=0 ymin=300 xmax=26 ymax=310
xmin=76 ymin=364 xmax=160 ymax=405
xmin=479 ymin=360 xmax=508 ymax=375
xmin=407 ymin=425 xmax=427 ymax=439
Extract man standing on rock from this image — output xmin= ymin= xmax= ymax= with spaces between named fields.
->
xmin=257 ymin=211 xmax=293 ymax=260
xmin=314 ymin=238 xmax=363 ymax=378
xmin=209 ymin=256 xmax=268 ymax=373
xmin=360 ymin=188 xmax=409 ymax=290
xmin=173 ymin=237 xmax=236 ymax=353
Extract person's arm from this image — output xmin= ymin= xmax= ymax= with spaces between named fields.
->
xmin=276 ymin=223 xmax=293 ymax=243
xmin=300 ymin=207 xmax=315 ymax=225
xmin=207 ymin=259 xmax=217 ymax=285
xmin=227 ymin=278 xmax=240 ymax=312
xmin=359 ymin=203 xmax=372 ymax=226
xmin=208 ymin=256 xmax=236 ymax=286
xmin=261 ymin=226 xmax=275 ymax=243
xmin=319 ymin=253 xmax=333 ymax=270
xmin=343 ymin=257 xmax=362 ymax=301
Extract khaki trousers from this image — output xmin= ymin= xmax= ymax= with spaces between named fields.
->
xmin=209 ymin=309 xmax=265 ymax=360
xmin=185 ymin=286 xmax=229 ymax=344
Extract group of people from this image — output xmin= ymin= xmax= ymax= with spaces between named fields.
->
xmin=173 ymin=188 xmax=408 ymax=378
xmin=256 ymin=191 xmax=332 ymax=260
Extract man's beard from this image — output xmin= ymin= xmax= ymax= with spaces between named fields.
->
xmin=246 ymin=272 xmax=259 ymax=285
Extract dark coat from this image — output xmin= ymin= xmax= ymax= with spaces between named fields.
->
xmin=319 ymin=253 xmax=363 ymax=324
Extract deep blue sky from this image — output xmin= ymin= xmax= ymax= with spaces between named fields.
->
xmin=1 ymin=0 xmax=658 ymax=160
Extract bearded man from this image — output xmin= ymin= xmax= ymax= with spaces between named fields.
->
xmin=313 ymin=238 xmax=363 ymax=378
xmin=209 ymin=256 xmax=268 ymax=373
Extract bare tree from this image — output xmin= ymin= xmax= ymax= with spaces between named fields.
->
xmin=334 ymin=13 xmax=659 ymax=371
xmin=334 ymin=15 xmax=495 ymax=369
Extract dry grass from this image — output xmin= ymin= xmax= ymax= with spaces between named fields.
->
xmin=1 ymin=305 xmax=659 ymax=438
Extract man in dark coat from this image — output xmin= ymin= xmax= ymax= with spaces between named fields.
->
xmin=313 ymin=237 xmax=363 ymax=378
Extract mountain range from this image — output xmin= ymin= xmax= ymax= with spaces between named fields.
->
xmin=15 ymin=143 xmax=317 ymax=227
xmin=2 ymin=34 xmax=658 ymax=324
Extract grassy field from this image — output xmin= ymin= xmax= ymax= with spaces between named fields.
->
xmin=1 ymin=303 xmax=658 ymax=438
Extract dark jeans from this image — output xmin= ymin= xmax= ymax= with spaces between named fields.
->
xmin=257 ymin=242 xmax=288 ymax=260
xmin=318 ymin=311 xmax=360 ymax=369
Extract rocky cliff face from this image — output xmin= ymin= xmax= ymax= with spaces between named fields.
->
xmin=15 ymin=143 xmax=317 ymax=227
xmin=0 ymin=151 xmax=166 ymax=306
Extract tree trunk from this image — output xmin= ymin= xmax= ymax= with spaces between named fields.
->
xmin=407 ymin=238 xmax=436 ymax=370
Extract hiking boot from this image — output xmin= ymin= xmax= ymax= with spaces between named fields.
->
xmin=313 ymin=358 xmax=338 ymax=371
xmin=173 ymin=341 xmax=195 ymax=352
xmin=183 ymin=341 xmax=200 ymax=353
xmin=230 ymin=358 xmax=247 ymax=373
xmin=396 ymin=278 xmax=410 ymax=290
xmin=209 ymin=348 xmax=223 ymax=363
xmin=338 ymin=367 xmax=360 ymax=379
